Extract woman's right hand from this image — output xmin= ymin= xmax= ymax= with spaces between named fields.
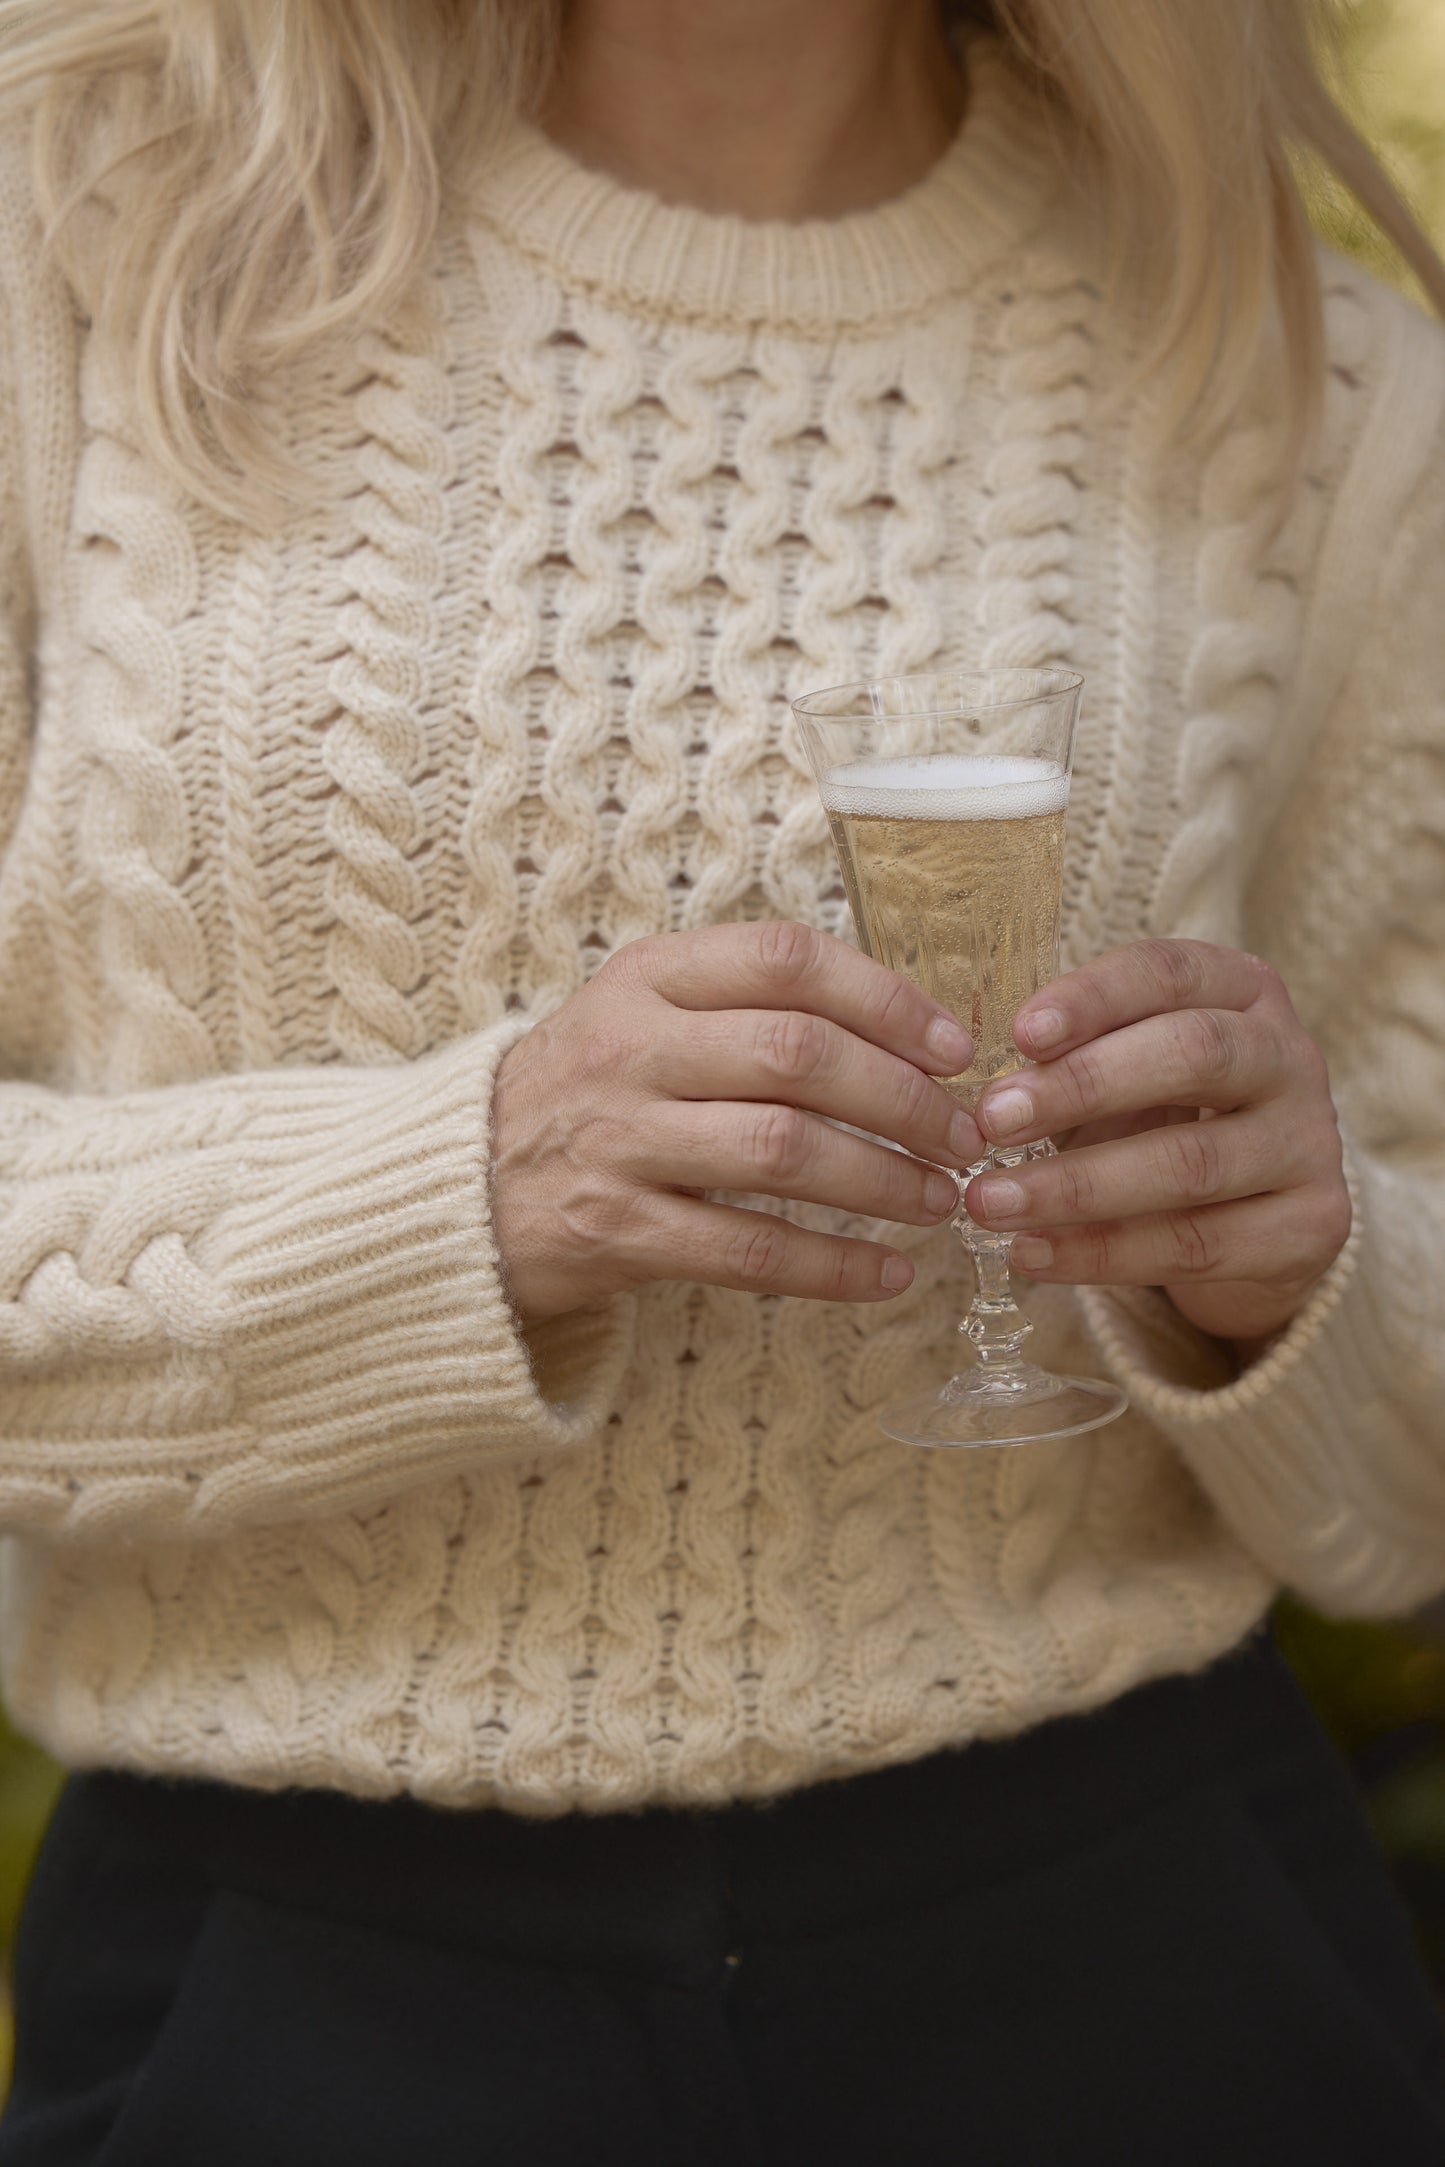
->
xmin=491 ymin=921 xmax=983 ymax=1323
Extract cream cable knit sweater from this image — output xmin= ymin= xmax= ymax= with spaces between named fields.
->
xmin=0 ymin=42 xmax=1443 ymax=1813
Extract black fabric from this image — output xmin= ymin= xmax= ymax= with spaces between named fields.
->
xmin=2 ymin=1633 xmax=1443 ymax=2165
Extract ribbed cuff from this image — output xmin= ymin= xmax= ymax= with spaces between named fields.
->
xmin=1076 ymin=1191 xmax=1361 ymax=1436
xmin=1077 ymin=1141 xmax=1445 ymax=1610
xmin=196 ymin=1022 xmax=635 ymax=1521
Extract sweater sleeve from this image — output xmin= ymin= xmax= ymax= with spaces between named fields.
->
xmin=1077 ymin=351 xmax=1445 ymax=1617
xmin=0 ymin=296 xmax=632 ymax=1553
xmin=0 ymin=1027 xmax=636 ymax=1545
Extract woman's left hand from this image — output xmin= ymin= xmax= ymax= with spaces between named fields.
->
xmin=966 ymin=939 xmax=1353 ymax=1351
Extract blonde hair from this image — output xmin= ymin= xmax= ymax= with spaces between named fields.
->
xmin=0 ymin=0 xmax=1440 ymax=524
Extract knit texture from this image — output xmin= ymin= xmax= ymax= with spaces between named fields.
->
xmin=0 ymin=39 xmax=1443 ymax=1811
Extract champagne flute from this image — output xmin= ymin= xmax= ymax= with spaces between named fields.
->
xmin=792 ymin=667 xmax=1128 ymax=1448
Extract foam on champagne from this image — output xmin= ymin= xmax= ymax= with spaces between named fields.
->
xmin=820 ymin=753 xmax=1068 ymax=823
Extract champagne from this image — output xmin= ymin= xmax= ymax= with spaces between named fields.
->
xmin=822 ymin=754 xmax=1068 ymax=1109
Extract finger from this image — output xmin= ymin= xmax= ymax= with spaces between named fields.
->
xmin=1006 ymin=1190 xmax=1332 ymax=1288
xmin=1055 ymin=1105 xmax=1200 ymax=1153
xmin=1012 ymin=939 xmax=1279 ymax=1062
xmin=634 ymin=1191 xmax=918 ymax=1303
xmin=657 ymin=1006 xmax=983 ymax=1169
xmin=614 ymin=920 xmax=974 ymax=1075
xmin=966 ymin=1110 xmax=1315 ymax=1231
xmin=976 ymin=1008 xmax=1292 ymax=1149
xmin=639 ymin=1101 xmax=961 ymax=1227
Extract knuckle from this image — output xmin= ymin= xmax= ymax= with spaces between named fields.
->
xmin=1170 ymin=1209 xmax=1223 ymax=1277
xmin=1281 ymin=1109 xmax=1330 ymax=1189
xmin=753 ymin=919 xmax=823 ymax=989
xmin=582 ymin=1018 xmax=642 ymax=1079
xmin=750 ymin=1104 xmax=813 ymax=1184
xmin=1309 ymin=1182 xmax=1353 ymax=1259
xmin=586 ymin=1104 xmax=636 ymax=1168
xmin=1056 ymin=1152 xmax=1096 ymax=1219
xmin=602 ymin=934 xmax=659 ymax=990
xmin=1168 ymin=1120 xmax=1224 ymax=1201
xmin=890 ymin=1059 xmax=939 ymax=1136
xmin=871 ymin=970 xmax=916 ymax=1040
xmin=1081 ymin=1220 xmax=1115 ymax=1277
xmin=1311 ymin=1112 xmax=1345 ymax=1177
xmin=816 ymin=1239 xmax=860 ymax=1302
xmin=1250 ymin=956 xmax=1286 ymax=1005
xmin=756 ymin=1008 xmax=832 ymax=1085
xmin=1056 ymin=1041 xmax=1106 ymax=1121
xmin=1177 ymin=1007 xmax=1234 ymax=1089
xmin=1140 ymin=938 xmax=1206 ymax=1007
xmin=724 ymin=1216 xmax=792 ymax=1289
xmin=1296 ymin=1035 xmax=1332 ymax=1094
xmin=558 ymin=1176 xmax=637 ymax=1253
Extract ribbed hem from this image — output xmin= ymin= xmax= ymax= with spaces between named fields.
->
xmin=1078 ymin=1141 xmax=1445 ymax=1611
xmin=195 ymin=1023 xmax=635 ymax=1523
xmin=466 ymin=35 xmax=1062 ymax=330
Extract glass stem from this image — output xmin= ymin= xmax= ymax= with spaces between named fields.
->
xmin=951 ymin=1142 xmax=1046 ymax=1380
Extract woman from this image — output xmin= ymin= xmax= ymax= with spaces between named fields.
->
xmin=0 ymin=0 xmax=1442 ymax=2158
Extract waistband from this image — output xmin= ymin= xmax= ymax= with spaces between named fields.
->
xmin=67 ymin=1631 xmax=1308 ymax=1990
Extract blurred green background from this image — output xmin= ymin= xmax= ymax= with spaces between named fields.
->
xmin=2 ymin=0 xmax=1445 ymax=2109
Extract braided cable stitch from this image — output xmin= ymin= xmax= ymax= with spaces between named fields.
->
xmin=324 ymin=292 xmax=454 ymax=1064
xmin=74 ymin=342 xmax=219 ymax=1092
xmin=457 ymin=252 xmax=562 ymax=1027
xmin=217 ymin=528 xmax=282 ymax=1071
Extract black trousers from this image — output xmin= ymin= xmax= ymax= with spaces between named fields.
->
xmin=3 ymin=1634 xmax=1443 ymax=2166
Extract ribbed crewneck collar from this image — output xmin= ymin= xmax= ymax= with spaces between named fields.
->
xmin=467 ymin=35 xmax=1062 ymax=330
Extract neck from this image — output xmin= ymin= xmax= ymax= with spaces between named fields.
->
xmin=541 ymin=0 xmax=966 ymax=221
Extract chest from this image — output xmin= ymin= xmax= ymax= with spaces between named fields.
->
xmin=23 ymin=256 xmax=1301 ymax=1092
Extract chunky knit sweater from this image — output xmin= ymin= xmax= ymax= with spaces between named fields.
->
xmin=0 ymin=40 xmax=1443 ymax=1815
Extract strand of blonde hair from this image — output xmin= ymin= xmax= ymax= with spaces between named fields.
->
xmin=0 ymin=0 xmax=1439 ymax=526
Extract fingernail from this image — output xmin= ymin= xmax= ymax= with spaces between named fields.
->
xmin=948 ymin=1109 xmax=981 ymax=1162
xmin=1020 ymin=1009 xmax=1066 ymax=1052
xmin=1011 ymin=1236 xmax=1053 ymax=1271
xmin=881 ymin=1256 xmax=914 ymax=1291
xmin=924 ymin=1171 xmax=959 ymax=1217
xmin=925 ymin=1015 xmax=972 ymax=1067
xmin=973 ymin=1176 xmax=1025 ymax=1221
xmin=981 ymin=1087 xmax=1034 ymax=1138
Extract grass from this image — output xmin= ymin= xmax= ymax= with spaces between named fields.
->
xmin=0 ymin=1707 xmax=62 ymax=2103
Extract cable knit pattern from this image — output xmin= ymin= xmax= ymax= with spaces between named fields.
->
xmin=1148 ymin=429 xmax=1301 ymax=948
xmin=0 ymin=43 xmax=1443 ymax=1812
xmin=324 ymin=301 xmax=453 ymax=1064
xmin=217 ymin=528 xmax=282 ymax=1071
xmin=456 ymin=262 xmax=559 ymax=1029
xmin=73 ymin=340 xmax=219 ymax=1093
xmin=974 ymin=261 xmax=1091 ymax=678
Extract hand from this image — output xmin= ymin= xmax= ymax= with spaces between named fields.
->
xmin=965 ymin=939 xmax=1352 ymax=1348
xmin=491 ymin=921 xmax=983 ymax=1323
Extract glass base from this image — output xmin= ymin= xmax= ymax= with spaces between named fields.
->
xmin=878 ymin=1366 xmax=1128 ymax=1449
